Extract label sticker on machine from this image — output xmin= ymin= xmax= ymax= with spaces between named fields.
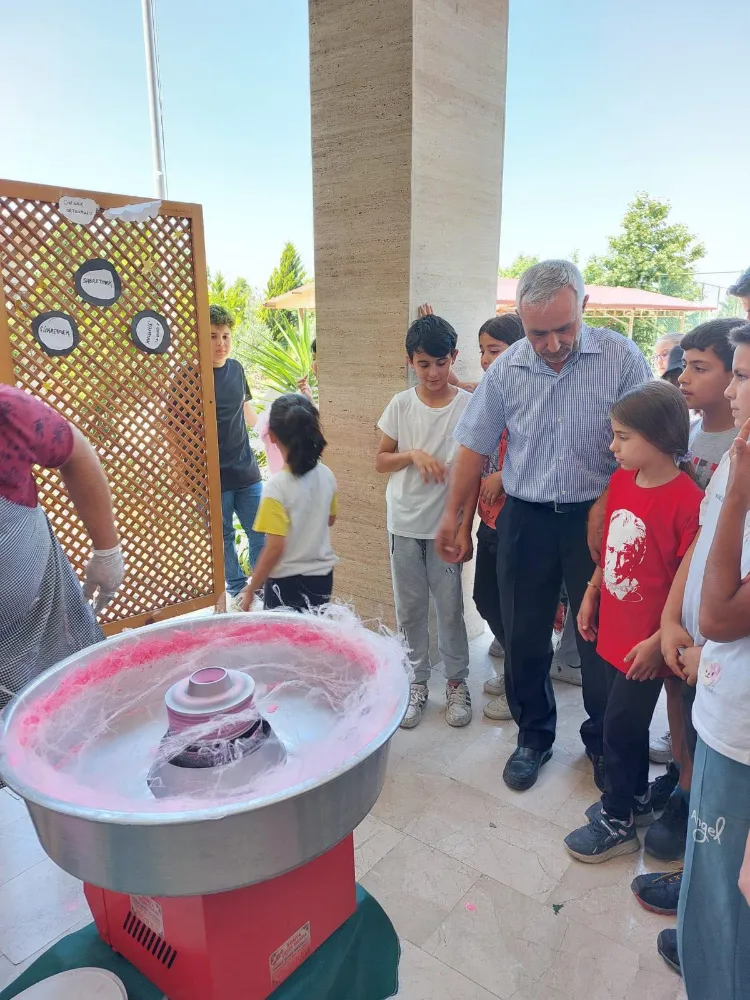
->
xmin=269 ymin=922 xmax=311 ymax=985
xmin=130 ymin=895 xmax=164 ymax=937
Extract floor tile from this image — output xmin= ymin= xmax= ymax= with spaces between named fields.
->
xmin=423 ymin=875 xmax=568 ymax=999
xmin=360 ymin=835 xmax=479 ymax=947
xmin=370 ymin=756 xmax=456 ymax=830
xmin=0 ymin=816 xmax=47 ymax=887
xmin=0 ymin=859 xmax=86 ymax=964
xmin=0 ymin=789 xmax=27 ymax=830
xmin=396 ymin=940 xmax=499 ymax=999
xmin=354 ymin=814 xmax=405 ymax=879
xmin=405 ymin=780 xmax=572 ymax=898
xmin=447 ymin=733 xmax=588 ymax=822
xmin=624 ymin=967 xmax=682 ymax=1000
xmin=545 ymin=851 xmax=681 ymax=974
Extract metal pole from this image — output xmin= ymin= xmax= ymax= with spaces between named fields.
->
xmin=141 ymin=0 xmax=168 ymax=199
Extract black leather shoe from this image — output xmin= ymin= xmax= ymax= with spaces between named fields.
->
xmin=503 ymin=746 xmax=553 ymax=790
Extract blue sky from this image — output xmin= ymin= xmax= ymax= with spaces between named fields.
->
xmin=1 ymin=1 xmax=747 ymax=291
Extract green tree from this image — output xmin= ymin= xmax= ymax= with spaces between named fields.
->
xmin=498 ymin=253 xmax=540 ymax=278
xmin=258 ymin=242 xmax=307 ymax=332
xmin=582 ymin=193 xmax=706 ymax=354
xmin=207 ymin=269 xmax=267 ymax=374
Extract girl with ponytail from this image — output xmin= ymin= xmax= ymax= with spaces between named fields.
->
xmin=563 ymin=380 xmax=704 ymax=863
xmin=238 ymin=394 xmax=338 ymax=612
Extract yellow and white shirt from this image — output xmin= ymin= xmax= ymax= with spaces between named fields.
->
xmin=253 ymin=463 xmax=338 ymax=578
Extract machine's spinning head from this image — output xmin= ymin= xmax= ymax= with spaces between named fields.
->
xmin=147 ymin=666 xmax=286 ymax=797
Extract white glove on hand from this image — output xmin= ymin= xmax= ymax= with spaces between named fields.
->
xmin=83 ymin=544 xmax=124 ymax=613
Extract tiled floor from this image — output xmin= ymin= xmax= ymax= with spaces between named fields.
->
xmin=0 ymin=632 xmax=687 ymax=999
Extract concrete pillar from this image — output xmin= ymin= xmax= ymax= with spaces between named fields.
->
xmin=309 ymin=0 xmax=509 ymax=629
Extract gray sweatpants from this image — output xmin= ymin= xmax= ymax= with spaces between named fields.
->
xmin=389 ymin=534 xmax=469 ymax=684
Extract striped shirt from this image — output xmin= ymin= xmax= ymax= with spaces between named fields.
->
xmin=453 ymin=324 xmax=651 ymax=504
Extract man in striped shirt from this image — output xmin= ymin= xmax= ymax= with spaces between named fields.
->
xmin=437 ymin=260 xmax=651 ymax=791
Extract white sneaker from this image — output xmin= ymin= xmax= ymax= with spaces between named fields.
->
xmin=649 ymin=730 xmax=672 ymax=764
xmin=483 ymin=693 xmax=513 ymax=721
xmin=488 ymin=638 xmax=504 ymax=658
xmin=401 ymin=683 xmax=429 ymax=729
xmin=229 ymin=593 xmax=246 ymax=612
xmin=550 ymin=661 xmax=582 ymax=686
xmin=483 ymin=673 xmax=504 ymax=696
xmin=445 ymin=681 xmax=472 ymax=727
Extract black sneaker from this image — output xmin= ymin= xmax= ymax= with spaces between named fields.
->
xmin=644 ymin=791 xmax=688 ymax=861
xmin=631 ymin=869 xmax=682 ymax=915
xmin=586 ymin=789 xmax=655 ymax=828
xmin=586 ymin=750 xmax=606 ymax=793
xmin=564 ymin=809 xmax=639 ymax=863
xmin=657 ymin=928 xmax=681 ymax=975
xmin=650 ymin=761 xmax=680 ymax=813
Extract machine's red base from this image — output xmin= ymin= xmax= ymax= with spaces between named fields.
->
xmin=84 ymin=835 xmax=356 ymax=1000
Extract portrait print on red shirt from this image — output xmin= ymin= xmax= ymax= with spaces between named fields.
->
xmin=597 ymin=468 xmax=702 ymax=675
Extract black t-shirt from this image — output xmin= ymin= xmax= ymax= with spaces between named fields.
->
xmin=213 ymin=359 xmax=261 ymax=491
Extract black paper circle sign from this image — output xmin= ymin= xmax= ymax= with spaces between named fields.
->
xmin=131 ymin=310 xmax=171 ymax=355
xmin=75 ymin=259 xmax=122 ymax=308
xmin=32 ymin=312 xmax=80 ymax=357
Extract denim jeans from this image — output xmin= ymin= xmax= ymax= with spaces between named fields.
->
xmin=679 ymin=737 xmax=750 ymax=999
xmin=221 ymin=482 xmax=265 ymax=596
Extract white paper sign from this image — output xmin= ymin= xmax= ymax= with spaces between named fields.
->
xmin=58 ymin=196 xmax=98 ymax=225
xmin=32 ymin=312 xmax=80 ymax=356
xmin=104 ymin=200 xmax=161 ymax=223
xmin=131 ymin=310 xmax=171 ymax=354
xmin=74 ymin=259 xmax=122 ymax=307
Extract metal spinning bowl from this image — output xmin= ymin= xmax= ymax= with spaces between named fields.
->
xmin=0 ymin=614 xmax=409 ymax=897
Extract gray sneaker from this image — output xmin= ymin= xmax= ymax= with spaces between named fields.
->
xmin=488 ymin=638 xmax=504 ymax=658
xmin=649 ymin=730 xmax=672 ymax=764
xmin=550 ymin=661 xmax=582 ymax=686
xmin=483 ymin=673 xmax=504 ymax=696
xmin=445 ymin=681 xmax=472 ymax=727
xmin=401 ymin=683 xmax=428 ymax=729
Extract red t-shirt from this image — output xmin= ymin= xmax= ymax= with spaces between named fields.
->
xmin=0 ymin=386 xmax=74 ymax=507
xmin=597 ymin=468 xmax=702 ymax=675
xmin=478 ymin=430 xmax=508 ymax=530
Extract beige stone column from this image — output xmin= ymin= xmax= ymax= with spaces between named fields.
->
xmin=309 ymin=0 xmax=509 ymax=629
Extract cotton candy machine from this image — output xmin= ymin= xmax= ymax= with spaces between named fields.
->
xmin=0 ymin=611 xmax=410 ymax=1000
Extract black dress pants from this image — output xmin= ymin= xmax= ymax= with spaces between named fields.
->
xmin=495 ymin=496 xmax=610 ymax=755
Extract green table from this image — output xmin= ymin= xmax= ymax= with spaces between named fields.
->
xmin=0 ymin=885 xmax=399 ymax=1000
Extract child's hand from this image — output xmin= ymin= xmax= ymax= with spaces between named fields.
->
xmin=237 ymin=586 xmax=254 ymax=612
xmin=577 ymin=588 xmax=599 ymax=642
xmin=678 ymin=645 xmax=702 ymax=686
xmin=661 ymin=621 xmax=693 ymax=679
xmin=296 ymin=376 xmax=314 ymax=401
xmin=480 ymin=472 xmax=504 ymax=507
xmin=726 ymin=418 xmax=750 ymax=512
xmin=624 ymin=632 xmax=663 ymax=681
xmin=417 ymin=303 xmax=434 ymax=318
xmin=454 ymin=526 xmax=474 ymax=564
xmin=411 ymin=449 xmax=447 ymax=484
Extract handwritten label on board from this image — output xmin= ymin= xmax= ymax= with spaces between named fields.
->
xmin=58 ymin=196 xmax=98 ymax=225
xmin=131 ymin=310 xmax=171 ymax=354
xmin=32 ymin=312 xmax=80 ymax=356
xmin=74 ymin=259 xmax=122 ymax=308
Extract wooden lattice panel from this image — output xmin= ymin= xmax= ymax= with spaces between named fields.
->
xmin=0 ymin=180 xmax=223 ymax=634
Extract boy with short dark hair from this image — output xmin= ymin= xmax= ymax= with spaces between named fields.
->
xmin=376 ymin=314 xmax=472 ymax=729
xmin=209 ymin=303 xmax=265 ymax=609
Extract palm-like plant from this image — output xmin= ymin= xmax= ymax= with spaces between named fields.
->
xmin=253 ymin=309 xmax=317 ymax=396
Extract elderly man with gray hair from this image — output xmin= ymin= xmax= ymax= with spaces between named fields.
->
xmin=437 ymin=260 xmax=651 ymax=792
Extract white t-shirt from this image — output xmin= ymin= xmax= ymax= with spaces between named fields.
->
xmin=685 ymin=452 xmax=750 ymax=764
xmin=253 ymin=463 xmax=338 ymax=578
xmin=377 ymin=387 xmax=471 ymax=539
